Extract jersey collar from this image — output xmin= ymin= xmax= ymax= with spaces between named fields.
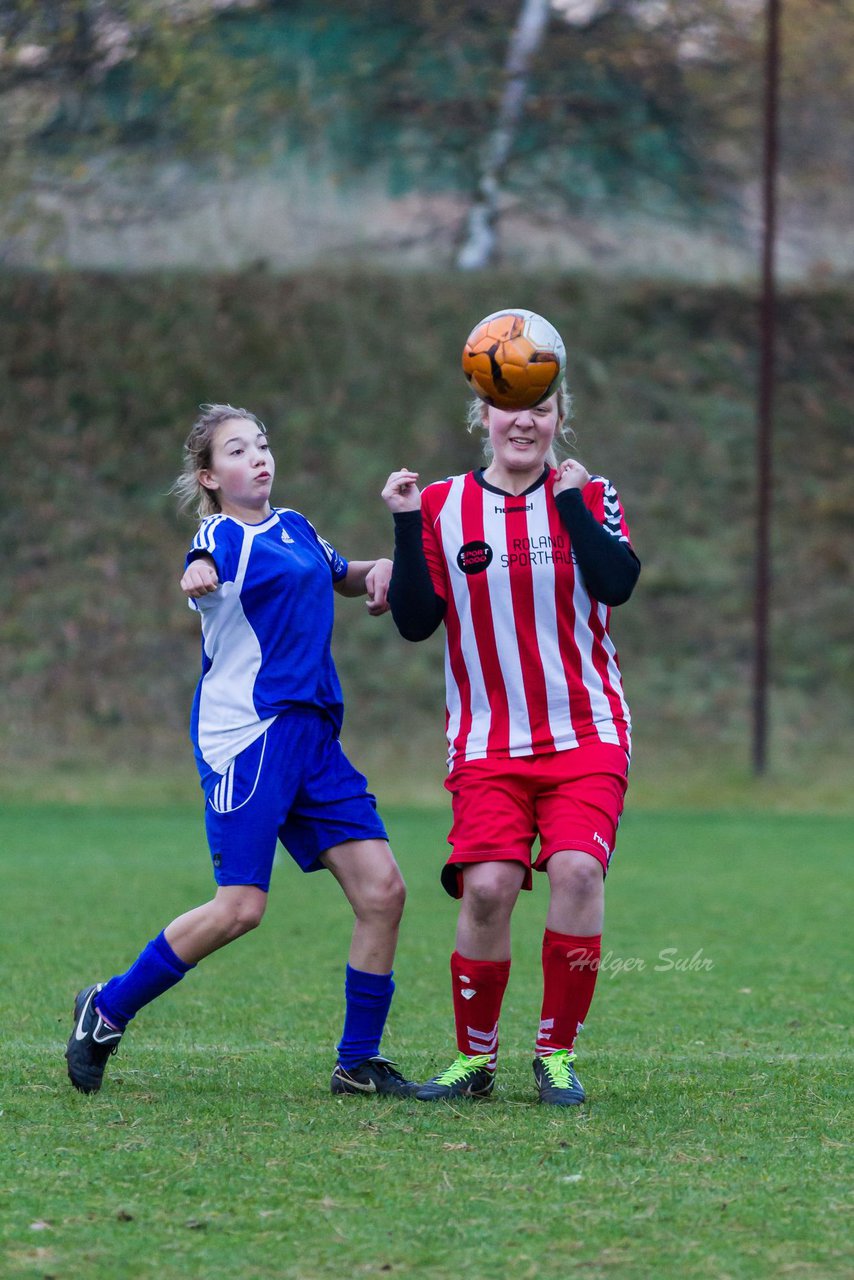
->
xmin=473 ymin=465 xmax=550 ymax=498
xmin=224 ymin=509 xmax=281 ymax=533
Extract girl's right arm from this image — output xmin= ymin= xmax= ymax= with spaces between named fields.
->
xmin=381 ymin=470 xmax=446 ymax=641
xmin=180 ymin=553 xmax=219 ymax=598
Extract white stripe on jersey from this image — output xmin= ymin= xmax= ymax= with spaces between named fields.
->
xmin=525 ymin=488 xmax=578 ymax=753
xmin=597 ymin=599 xmax=633 ymax=752
xmin=196 ymin=525 xmax=276 ymax=775
xmin=442 ymin=477 xmax=492 ymax=761
xmin=193 ymin=513 xmax=227 ymax=556
xmin=572 ymin=573 xmax=621 ymax=746
xmin=444 ymin=641 xmax=463 ymax=762
xmin=476 ymin=499 xmax=533 ymax=757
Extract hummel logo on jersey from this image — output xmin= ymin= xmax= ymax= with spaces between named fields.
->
xmin=494 ymin=501 xmax=533 ymax=514
xmin=281 ymin=529 xmax=294 ymax=544
xmin=593 ymin=831 xmax=611 ymax=854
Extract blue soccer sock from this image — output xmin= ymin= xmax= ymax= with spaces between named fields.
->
xmin=336 ymin=965 xmax=395 ymax=1069
xmin=96 ymin=931 xmax=195 ymax=1031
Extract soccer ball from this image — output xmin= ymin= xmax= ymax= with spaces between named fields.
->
xmin=461 ymin=309 xmax=566 ymax=410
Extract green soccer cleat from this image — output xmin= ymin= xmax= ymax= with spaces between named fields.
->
xmin=415 ymin=1052 xmax=495 ymax=1101
xmin=532 ymin=1050 xmax=585 ymax=1106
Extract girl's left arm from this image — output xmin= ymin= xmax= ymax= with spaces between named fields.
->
xmin=334 ymin=558 xmax=394 ymax=615
xmin=553 ymin=463 xmax=640 ymax=607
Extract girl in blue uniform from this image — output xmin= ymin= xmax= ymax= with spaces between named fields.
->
xmin=66 ymin=404 xmax=417 ymax=1098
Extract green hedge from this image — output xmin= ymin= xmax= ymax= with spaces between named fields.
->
xmin=2 ymin=270 xmax=851 ymax=778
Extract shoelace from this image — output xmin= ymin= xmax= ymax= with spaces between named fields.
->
xmin=432 ymin=1053 xmax=492 ymax=1085
xmin=540 ymin=1051 xmax=576 ymax=1086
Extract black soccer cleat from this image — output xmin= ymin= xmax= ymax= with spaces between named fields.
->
xmin=65 ymin=984 xmax=124 ymax=1094
xmin=330 ymin=1055 xmax=419 ymax=1097
xmin=532 ymin=1050 xmax=586 ymax=1106
xmin=415 ymin=1052 xmax=495 ymax=1101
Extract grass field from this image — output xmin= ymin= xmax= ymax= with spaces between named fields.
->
xmin=1 ymin=799 xmax=851 ymax=1280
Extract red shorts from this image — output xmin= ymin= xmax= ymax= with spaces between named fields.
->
xmin=442 ymin=741 xmax=629 ymax=899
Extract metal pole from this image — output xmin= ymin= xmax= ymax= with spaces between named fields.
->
xmin=753 ymin=0 xmax=780 ymax=775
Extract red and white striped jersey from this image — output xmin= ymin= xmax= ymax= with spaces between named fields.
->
xmin=420 ymin=468 xmax=633 ymax=768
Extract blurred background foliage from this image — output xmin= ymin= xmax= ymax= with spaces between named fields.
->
xmin=2 ymin=270 xmax=851 ymax=798
xmin=0 ymin=1 xmax=852 ymax=273
xmin=0 ymin=2 xmax=851 ymax=802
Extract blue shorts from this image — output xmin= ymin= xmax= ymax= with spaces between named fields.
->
xmin=196 ymin=710 xmax=388 ymax=891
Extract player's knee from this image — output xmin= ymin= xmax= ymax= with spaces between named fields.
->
xmin=462 ymin=875 xmax=516 ymax=925
xmin=552 ymin=851 xmax=604 ymax=901
xmin=217 ymin=891 xmax=267 ymax=939
xmin=380 ymin=868 xmax=408 ymax=920
xmin=358 ymin=867 xmax=407 ymax=923
xmin=234 ymin=902 xmax=266 ymax=935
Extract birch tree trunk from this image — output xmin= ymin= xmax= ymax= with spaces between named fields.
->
xmin=456 ymin=0 xmax=552 ymax=270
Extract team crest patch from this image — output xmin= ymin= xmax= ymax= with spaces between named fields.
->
xmin=457 ymin=541 xmax=493 ymax=575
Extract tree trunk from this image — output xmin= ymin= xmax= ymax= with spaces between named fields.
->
xmin=456 ymin=0 xmax=552 ymax=270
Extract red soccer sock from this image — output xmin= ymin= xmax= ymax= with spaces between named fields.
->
xmin=450 ymin=951 xmax=511 ymax=1071
xmin=536 ymin=929 xmax=602 ymax=1056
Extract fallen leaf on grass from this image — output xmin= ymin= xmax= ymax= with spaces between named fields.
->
xmin=442 ymin=1142 xmax=472 ymax=1151
xmin=316 ymin=1196 xmax=343 ymax=1211
xmin=29 ymin=1221 xmax=51 ymax=1231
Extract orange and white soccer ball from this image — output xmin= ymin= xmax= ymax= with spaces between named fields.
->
xmin=461 ymin=309 xmax=566 ymax=410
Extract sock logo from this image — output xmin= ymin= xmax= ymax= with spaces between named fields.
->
xmin=460 ymin=988 xmax=476 ymax=1000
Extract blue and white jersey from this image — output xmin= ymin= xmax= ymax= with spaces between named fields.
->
xmin=187 ymin=507 xmax=348 ymax=775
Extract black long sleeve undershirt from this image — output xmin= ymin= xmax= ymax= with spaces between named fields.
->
xmin=553 ymin=488 xmax=640 ymax=606
xmin=388 ymin=511 xmax=447 ymax=640
xmin=388 ymin=488 xmax=640 ymax=641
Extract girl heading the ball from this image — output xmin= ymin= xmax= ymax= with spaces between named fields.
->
xmin=382 ymin=316 xmax=640 ymax=1106
xmin=66 ymin=403 xmax=418 ymax=1100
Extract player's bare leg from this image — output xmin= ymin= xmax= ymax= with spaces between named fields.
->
xmin=322 ymin=839 xmax=417 ymax=1097
xmin=321 ymin=838 xmax=406 ymax=973
xmin=164 ymin=885 xmax=269 ymax=963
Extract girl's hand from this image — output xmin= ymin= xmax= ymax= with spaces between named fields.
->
xmin=382 ymin=469 xmax=422 ymax=513
xmin=553 ymin=458 xmax=591 ymax=495
xmin=365 ymin=557 xmax=393 ymax=616
xmin=181 ymin=555 xmax=219 ymax=598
